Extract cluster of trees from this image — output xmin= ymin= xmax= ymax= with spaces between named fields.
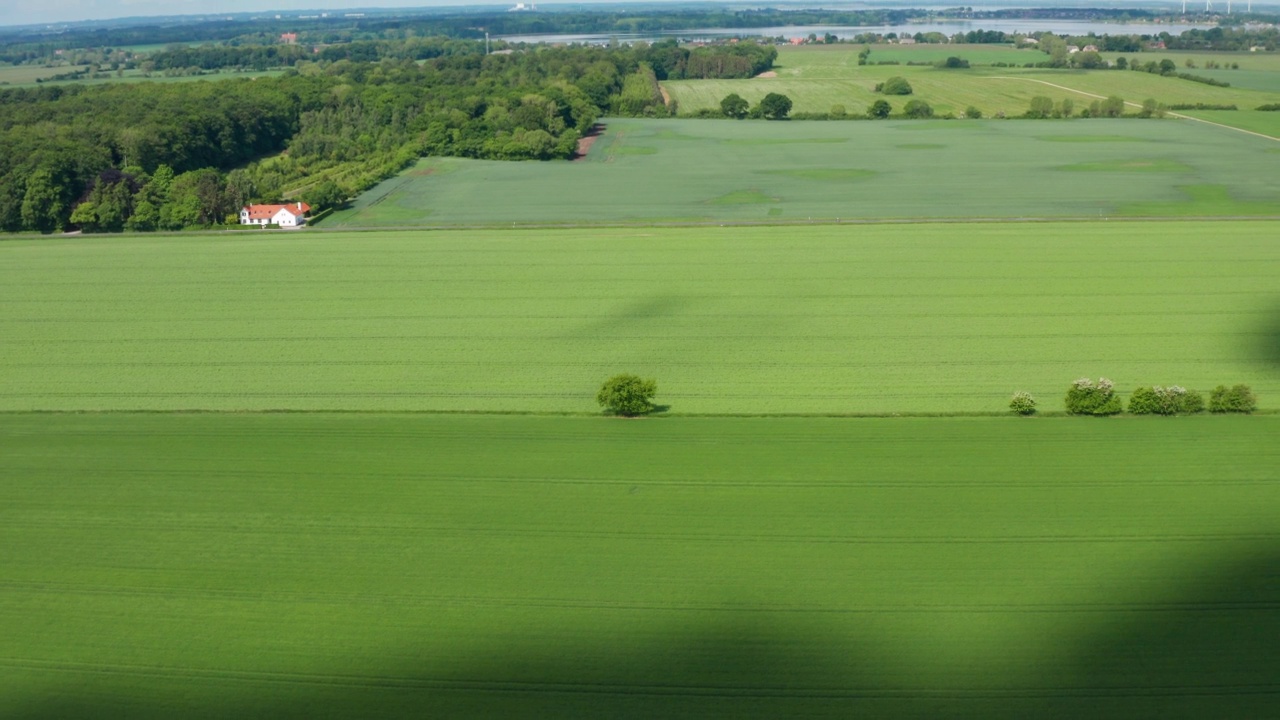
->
xmin=1045 ymin=378 xmax=1258 ymax=416
xmin=718 ymin=92 xmax=792 ymax=120
xmin=1024 ymin=95 xmax=1129 ymax=119
xmin=2 ymin=40 xmax=776 ymax=233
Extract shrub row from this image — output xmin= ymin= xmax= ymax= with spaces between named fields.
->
xmin=1167 ymin=103 xmax=1237 ymax=111
xmin=1009 ymin=381 xmax=1257 ymax=416
xmin=1257 ymin=103 xmax=1280 ymax=112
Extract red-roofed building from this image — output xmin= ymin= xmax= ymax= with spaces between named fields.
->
xmin=240 ymin=202 xmax=311 ymax=228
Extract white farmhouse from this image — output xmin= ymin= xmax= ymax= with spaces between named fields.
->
xmin=240 ymin=202 xmax=311 ymax=228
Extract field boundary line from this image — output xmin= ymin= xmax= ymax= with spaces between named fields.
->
xmin=1 ymin=409 xmax=1277 ymax=418
xmin=6 ymin=216 xmax=1280 ymax=242
xmin=984 ymin=76 xmax=1280 ymax=142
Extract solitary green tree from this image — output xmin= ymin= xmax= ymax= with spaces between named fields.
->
xmin=903 ymin=99 xmax=934 ymax=119
xmin=868 ymin=99 xmax=892 ymax=119
xmin=597 ymin=374 xmax=658 ymax=416
xmin=720 ymin=93 xmax=749 ymax=119
xmin=757 ymin=93 xmax=793 ymax=120
xmin=878 ymin=76 xmax=913 ymax=95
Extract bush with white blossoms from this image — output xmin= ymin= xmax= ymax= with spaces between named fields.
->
xmin=1129 ymin=385 xmax=1205 ymax=415
xmin=1009 ymin=392 xmax=1037 ymax=415
xmin=1065 ymin=377 xmax=1122 ymax=416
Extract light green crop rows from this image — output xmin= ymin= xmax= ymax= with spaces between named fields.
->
xmin=2 ymin=221 xmax=1277 ymax=414
xmin=2 ymin=413 xmax=1279 ymax=718
xmin=326 ymin=118 xmax=1280 ymax=228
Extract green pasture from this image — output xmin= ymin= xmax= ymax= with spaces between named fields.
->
xmin=0 ymin=64 xmax=91 ymax=85
xmin=327 ymin=117 xmax=1280 ymax=228
xmin=665 ymin=46 xmax=1280 ymax=125
xmin=2 ymin=221 xmax=1277 ymax=415
xmin=0 ymin=67 xmax=285 ymax=88
xmin=780 ymin=42 xmax=1036 ymax=67
xmin=2 ymin=413 xmax=1278 ymax=719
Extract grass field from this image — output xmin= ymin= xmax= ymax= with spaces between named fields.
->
xmin=2 ymin=413 xmax=1278 ymax=719
xmin=0 ymin=66 xmax=285 ymax=88
xmin=2 ymin=221 xmax=1277 ymax=415
xmin=326 ymin=117 xmax=1280 ymax=227
xmin=0 ymin=64 xmax=91 ymax=85
xmin=664 ymin=46 xmax=1280 ymax=125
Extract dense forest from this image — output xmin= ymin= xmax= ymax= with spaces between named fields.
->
xmin=0 ymin=39 xmax=775 ymax=233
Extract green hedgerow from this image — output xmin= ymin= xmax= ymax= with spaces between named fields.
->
xmin=1128 ymin=385 xmax=1204 ymax=415
xmin=1065 ymin=377 xmax=1122 ymax=416
xmin=1209 ymin=384 xmax=1258 ymax=413
xmin=1009 ymin=392 xmax=1037 ymax=415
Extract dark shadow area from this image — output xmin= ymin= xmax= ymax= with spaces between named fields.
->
xmin=7 ymin=545 xmax=1280 ymax=720
xmin=1253 ymin=299 xmax=1280 ymax=370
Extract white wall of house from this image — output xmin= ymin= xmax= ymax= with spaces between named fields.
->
xmin=272 ymin=209 xmax=304 ymax=227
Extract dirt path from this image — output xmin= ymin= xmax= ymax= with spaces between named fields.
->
xmin=755 ymin=71 xmax=778 ymax=78
xmin=659 ymin=84 xmax=671 ymax=106
xmin=984 ymin=76 xmax=1280 ymax=142
xmin=573 ymin=124 xmax=606 ymax=161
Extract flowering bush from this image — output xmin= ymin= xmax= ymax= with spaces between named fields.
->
xmin=1209 ymin=384 xmax=1258 ymax=414
xmin=1129 ymin=385 xmax=1205 ymax=415
xmin=1009 ymin=392 xmax=1037 ymax=415
xmin=1064 ymin=377 xmax=1122 ymax=415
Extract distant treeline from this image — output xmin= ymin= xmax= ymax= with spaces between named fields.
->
xmin=6 ymin=6 xmax=1279 ymax=65
xmin=0 ymin=40 xmax=770 ymax=234
xmin=144 ymin=36 xmax=776 ymax=79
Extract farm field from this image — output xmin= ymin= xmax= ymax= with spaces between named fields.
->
xmin=0 ymin=66 xmax=285 ymax=88
xmin=2 ymin=413 xmax=1278 ymax=719
xmin=2 ymin=221 xmax=1277 ymax=415
xmin=664 ymin=46 xmax=1280 ymax=126
xmin=326 ymin=118 xmax=1280 ymax=228
xmin=0 ymin=64 xmax=91 ymax=85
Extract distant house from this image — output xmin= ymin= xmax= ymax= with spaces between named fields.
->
xmin=898 ymin=37 xmax=917 ymax=45
xmin=280 ymin=33 xmax=298 ymax=44
xmin=240 ymin=202 xmax=311 ymax=228
xmin=1083 ymin=44 xmax=1099 ymax=52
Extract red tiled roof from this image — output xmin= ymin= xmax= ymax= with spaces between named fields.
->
xmin=243 ymin=203 xmax=310 ymax=220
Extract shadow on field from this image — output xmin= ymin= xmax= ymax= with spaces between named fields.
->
xmin=1254 ymin=299 xmax=1280 ymax=370
xmin=7 ymin=547 xmax=1280 ymax=720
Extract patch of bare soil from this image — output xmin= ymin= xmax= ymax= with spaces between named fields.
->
xmin=755 ymin=71 xmax=778 ymax=78
xmin=573 ymin=123 xmax=606 ymax=161
xmin=659 ymin=84 xmax=672 ymax=105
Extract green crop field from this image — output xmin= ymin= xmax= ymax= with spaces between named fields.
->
xmin=0 ymin=67 xmax=285 ymax=88
xmin=325 ymin=118 xmax=1280 ymax=228
xmin=665 ymin=46 xmax=1280 ymax=128
xmin=3 ymin=221 xmax=1277 ymax=415
xmin=2 ymin=413 xmax=1278 ymax=719
xmin=0 ymin=64 xmax=91 ymax=85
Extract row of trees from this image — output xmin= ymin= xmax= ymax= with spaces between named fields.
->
xmin=1009 ymin=379 xmax=1259 ymax=416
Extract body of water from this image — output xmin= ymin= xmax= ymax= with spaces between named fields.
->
xmin=499 ymin=19 xmax=1215 ymax=44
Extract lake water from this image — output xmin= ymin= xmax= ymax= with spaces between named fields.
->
xmin=499 ymin=19 xmax=1216 ymax=44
